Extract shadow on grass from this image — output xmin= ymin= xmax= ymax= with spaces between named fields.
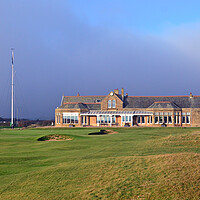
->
xmin=88 ymin=130 xmax=109 ymax=135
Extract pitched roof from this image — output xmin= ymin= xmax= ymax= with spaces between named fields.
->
xmin=58 ymin=102 xmax=101 ymax=110
xmin=58 ymin=94 xmax=200 ymax=110
xmin=148 ymin=101 xmax=180 ymax=109
xmin=62 ymin=96 xmax=105 ymax=104
xmin=124 ymin=96 xmax=200 ymax=108
xmin=59 ymin=103 xmax=88 ymax=109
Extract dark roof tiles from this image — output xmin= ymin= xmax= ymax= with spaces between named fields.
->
xmin=58 ymin=102 xmax=101 ymax=110
xmin=148 ymin=101 xmax=180 ymax=109
xmin=124 ymin=96 xmax=200 ymax=108
xmin=58 ymin=95 xmax=200 ymax=110
xmin=63 ymin=96 xmax=105 ymax=104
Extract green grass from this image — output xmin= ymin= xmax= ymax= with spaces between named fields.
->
xmin=0 ymin=127 xmax=200 ymax=199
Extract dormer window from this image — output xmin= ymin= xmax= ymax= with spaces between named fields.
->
xmin=112 ymin=100 xmax=116 ymax=108
xmin=108 ymin=100 xmax=111 ymax=108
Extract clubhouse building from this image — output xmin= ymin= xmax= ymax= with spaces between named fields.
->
xmin=55 ymin=88 xmax=200 ymax=127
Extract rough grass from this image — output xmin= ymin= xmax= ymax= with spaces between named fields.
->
xmin=162 ymin=131 xmax=200 ymax=147
xmin=0 ymin=127 xmax=200 ymax=200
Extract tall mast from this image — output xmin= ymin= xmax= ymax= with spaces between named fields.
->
xmin=11 ymin=48 xmax=14 ymax=128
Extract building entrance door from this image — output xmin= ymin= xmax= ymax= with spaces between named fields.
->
xmin=133 ymin=116 xmax=137 ymax=126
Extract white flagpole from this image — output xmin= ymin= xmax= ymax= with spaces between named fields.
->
xmin=11 ymin=48 xmax=14 ymax=128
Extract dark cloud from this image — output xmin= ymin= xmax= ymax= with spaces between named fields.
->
xmin=0 ymin=1 xmax=200 ymax=119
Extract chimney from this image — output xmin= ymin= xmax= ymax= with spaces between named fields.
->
xmin=114 ymin=88 xmax=119 ymax=94
xmin=121 ymin=88 xmax=124 ymax=100
xmin=190 ymin=92 xmax=193 ymax=98
xmin=126 ymin=93 xmax=128 ymax=97
xmin=77 ymin=92 xmax=80 ymax=96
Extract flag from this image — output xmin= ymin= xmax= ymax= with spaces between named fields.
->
xmin=11 ymin=49 xmax=14 ymax=65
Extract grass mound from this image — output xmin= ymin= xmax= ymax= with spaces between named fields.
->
xmin=37 ymin=134 xmax=73 ymax=141
xmin=162 ymin=131 xmax=200 ymax=147
xmin=88 ymin=129 xmax=118 ymax=135
xmin=78 ymin=153 xmax=200 ymax=199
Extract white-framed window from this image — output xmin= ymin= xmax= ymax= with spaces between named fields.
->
xmin=174 ymin=112 xmax=177 ymax=124
xmin=182 ymin=112 xmax=190 ymax=124
xmin=174 ymin=112 xmax=180 ymax=124
xmin=81 ymin=116 xmax=87 ymax=125
xmin=147 ymin=116 xmax=152 ymax=124
xmin=164 ymin=112 xmax=168 ymax=124
xmin=108 ymin=100 xmax=111 ymax=108
xmin=122 ymin=115 xmax=132 ymax=123
xmin=56 ymin=113 xmax=60 ymax=124
xmin=159 ymin=112 xmax=163 ymax=124
xmin=112 ymin=100 xmax=116 ymax=108
xmin=137 ymin=116 xmax=141 ymax=124
xmin=186 ymin=112 xmax=190 ymax=124
xmin=112 ymin=116 xmax=116 ymax=123
xmin=63 ymin=112 xmax=79 ymax=124
xmin=168 ymin=112 xmax=172 ymax=124
xmin=155 ymin=112 xmax=159 ymax=124
xmin=142 ymin=116 xmax=145 ymax=124
xmin=155 ymin=112 xmax=173 ymax=124
xmin=182 ymin=112 xmax=186 ymax=123
xmin=97 ymin=115 xmax=116 ymax=124
xmin=97 ymin=116 xmax=100 ymax=123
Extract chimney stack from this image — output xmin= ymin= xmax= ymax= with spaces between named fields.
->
xmin=121 ymin=88 xmax=124 ymax=100
xmin=114 ymin=88 xmax=119 ymax=94
xmin=190 ymin=92 xmax=193 ymax=98
xmin=126 ymin=93 xmax=128 ymax=97
xmin=77 ymin=92 xmax=80 ymax=96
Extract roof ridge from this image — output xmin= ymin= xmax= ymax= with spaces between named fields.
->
xmin=63 ymin=95 xmax=200 ymax=97
xmin=154 ymin=101 xmax=172 ymax=103
xmin=64 ymin=95 xmax=106 ymax=97
xmin=113 ymin=93 xmax=123 ymax=102
xmin=63 ymin=102 xmax=101 ymax=104
xmin=128 ymin=95 xmax=189 ymax=97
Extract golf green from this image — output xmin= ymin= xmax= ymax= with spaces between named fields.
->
xmin=0 ymin=127 xmax=199 ymax=199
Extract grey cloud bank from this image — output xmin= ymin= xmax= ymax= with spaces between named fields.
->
xmin=0 ymin=1 xmax=200 ymax=119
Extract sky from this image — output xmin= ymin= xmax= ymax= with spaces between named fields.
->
xmin=1 ymin=0 xmax=200 ymax=119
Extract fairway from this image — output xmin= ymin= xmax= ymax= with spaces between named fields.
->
xmin=0 ymin=128 xmax=200 ymax=200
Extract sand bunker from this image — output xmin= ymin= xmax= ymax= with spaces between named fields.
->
xmin=37 ymin=134 xmax=73 ymax=141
